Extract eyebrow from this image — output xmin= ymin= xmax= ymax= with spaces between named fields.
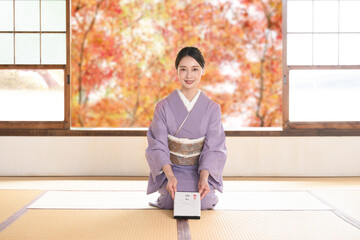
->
xmin=179 ymin=66 xmax=201 ymax=68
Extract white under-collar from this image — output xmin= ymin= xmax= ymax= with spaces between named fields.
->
xmin=177 ymin=89 xmax=201 ymax=112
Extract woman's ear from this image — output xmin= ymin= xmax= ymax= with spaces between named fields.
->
xmin=201 ymin=67 xmax=205 ymax=76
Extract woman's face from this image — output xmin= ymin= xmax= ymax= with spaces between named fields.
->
xmin=177 ymin=56 xmax=204 ymax=91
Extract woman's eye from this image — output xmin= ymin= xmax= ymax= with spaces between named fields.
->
xmin=180 ymin=68 xmax=186 ymax=71
xmin=193 ymin=68 xmax=199 ymax=71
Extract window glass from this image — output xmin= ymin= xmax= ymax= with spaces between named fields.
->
xmin=15 ymin=33 xmax=40 ymax=64
xmin=313 ymin=34 xmax=338 ymax=65
xmin=42 ymin=33 xmax=66 ymax=64
xmin=339 ymin=34 xmax=360 ymax=65
xmin=287 ymin=0 xmax=360 ymax=66
xmin=289 ymin=70 xmax=360 ymax=121
xmin=0 ymin=70 xmax=64 ymax=121
xmin=313 ymin=1 xmax=338 ymax=33
xmin=41 ymin=0 xmax=66 ymax=31
xmin=0 ymin=0 xmax=13 ymax=31
xmin=287 ymin=1 xmax=312 ymax=32
xmin=1 ymin=0 xmax=67 ymax=66
xmin=15 ymin=0 xmax=40 ymax=31
xmin=287 ymin=34 xmax=312 ymax=65
xmin=339 ymin=1 xmax=360 ymax=32
xmin=0 ymin=34 xmax=14 ymax=64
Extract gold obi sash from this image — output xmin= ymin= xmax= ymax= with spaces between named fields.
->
xmin=168 ymin=134 xmax=205 ymax=166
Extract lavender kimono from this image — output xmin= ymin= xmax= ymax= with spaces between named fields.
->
xmin=146 ymin=90 xmax=227 ymax=209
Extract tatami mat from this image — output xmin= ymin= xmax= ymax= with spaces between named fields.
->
xmin=1 ymin=178 xmax=360 ymax=240
xmin=312 ymin=190 xmax=360 ymax=223
xmin=189 ymin=211 xmax=360 ymax=240
xmin=28 ymin=190 xmax=330 ymax=211
xmin=224 ymin=177 xmax=360 ymax=191
xmin=0 ymin=190 xmax=44 ymax=223
xmin=29 ymin=191 xmax=158 ymax=209
xmin=0 ymin=210 xmax=177 ymax=240
xmin=0 ymin=177 xmax=147 ymax=191
xmin=215 ymin=191 xmax=331 ymax=210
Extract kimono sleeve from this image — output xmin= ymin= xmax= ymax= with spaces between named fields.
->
xmin=198 ymin=104 xmax=227 ymax=192
xmin=145 ymin=101 xmax=172 ymax=182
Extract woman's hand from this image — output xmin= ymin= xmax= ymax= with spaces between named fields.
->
xmin=166 ymin=175 xmax=178 ymax=200
xmin=162 ymin=164 xmax=177 ymax=199
xmin=198 ymin=169 xmax=210 ymax=199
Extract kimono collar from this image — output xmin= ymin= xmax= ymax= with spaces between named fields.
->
xmin=176 ymin=89 xmax=202 ymax=112
xmin=167 ymin=90 xmax=208 ymax=138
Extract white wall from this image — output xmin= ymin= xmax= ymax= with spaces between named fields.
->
xmin=0 ymin=136 xmax=359 ymax=176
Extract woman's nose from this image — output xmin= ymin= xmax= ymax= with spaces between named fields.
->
xmin=186 ymin=70 xmax=191 ymax=78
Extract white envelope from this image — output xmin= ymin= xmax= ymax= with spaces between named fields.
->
xmin=174 ymin=192 xmax=201 ymax=219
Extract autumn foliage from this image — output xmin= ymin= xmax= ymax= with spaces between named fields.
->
xmin=71 ymin=0 xmax=282 ymax=128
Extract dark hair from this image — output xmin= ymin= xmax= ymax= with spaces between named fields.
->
xmin=175 ymin=47 xmax=205 ymax=69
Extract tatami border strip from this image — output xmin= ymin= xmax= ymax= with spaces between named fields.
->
xmin=308 ymin=191 xmax=360 ymax=230
xmin=177 ymin=219 xmax=191 ymax=240
xmin=0 ymin=191 xmax=48 ymax=232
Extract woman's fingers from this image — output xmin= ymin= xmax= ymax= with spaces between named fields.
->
xmin=202 ymin=187 xmax=210 ymax=199
xmin=199 ymin=187 xmax=203 ymax=197
xmin=170 ymin=185 xmax=176 ymax=199
xmin=167 ymin=176 xmax=177 ymax=200
xmin=198 ymin=181 xmax=210 ymax=199
xmin=200 ymin=186 xmax=209 ymax=199
xmin=173 ymin=185 xmax=177 ymax=196
xmin=170 ymin=188 xmax=175 ymax=199
xmin=166 ymin=185 xmax=174 ymax=199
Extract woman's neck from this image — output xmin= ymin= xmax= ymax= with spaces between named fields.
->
xmin=180 ymin=87 xmax=199 ymax=102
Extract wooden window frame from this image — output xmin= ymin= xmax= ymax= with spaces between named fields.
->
xmin=0 ymin=65 xmax=70 ymax=130
xmin=282 ymin=0 xmax=360 ymax=131
xmin=0 ymin=0 xmax=70 ymax=130
xmin=1 ymin=0 xmax=360 ymax=136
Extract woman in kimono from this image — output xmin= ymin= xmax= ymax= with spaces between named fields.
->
xmin=146 ymin=47 xmax=227 ymax=210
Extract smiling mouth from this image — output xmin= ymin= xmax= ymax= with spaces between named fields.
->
xmin=185 ymin=80 xmax=194 ymax=85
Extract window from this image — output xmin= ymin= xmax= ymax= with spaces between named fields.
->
xmin=0 ymin=0 xmax=69 ymax=129
xmin=284 ymin=0 xmax=360 ymax=129
xmin=0 ymin=69 xmax=64 ymax=121
xmin=289 ymin=70 xmax=360 ymax=122
xmin=2 ymin=0 xmax=360 ymax=135
xmin=70 ymin=0 xmax=283 ymax=129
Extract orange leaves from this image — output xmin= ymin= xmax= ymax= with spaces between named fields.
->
xmin=71 ymin=0 xmax=282 ymax=128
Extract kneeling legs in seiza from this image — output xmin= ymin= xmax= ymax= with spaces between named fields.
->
xmin=153 ymin=179 xmax=218 ymax=210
